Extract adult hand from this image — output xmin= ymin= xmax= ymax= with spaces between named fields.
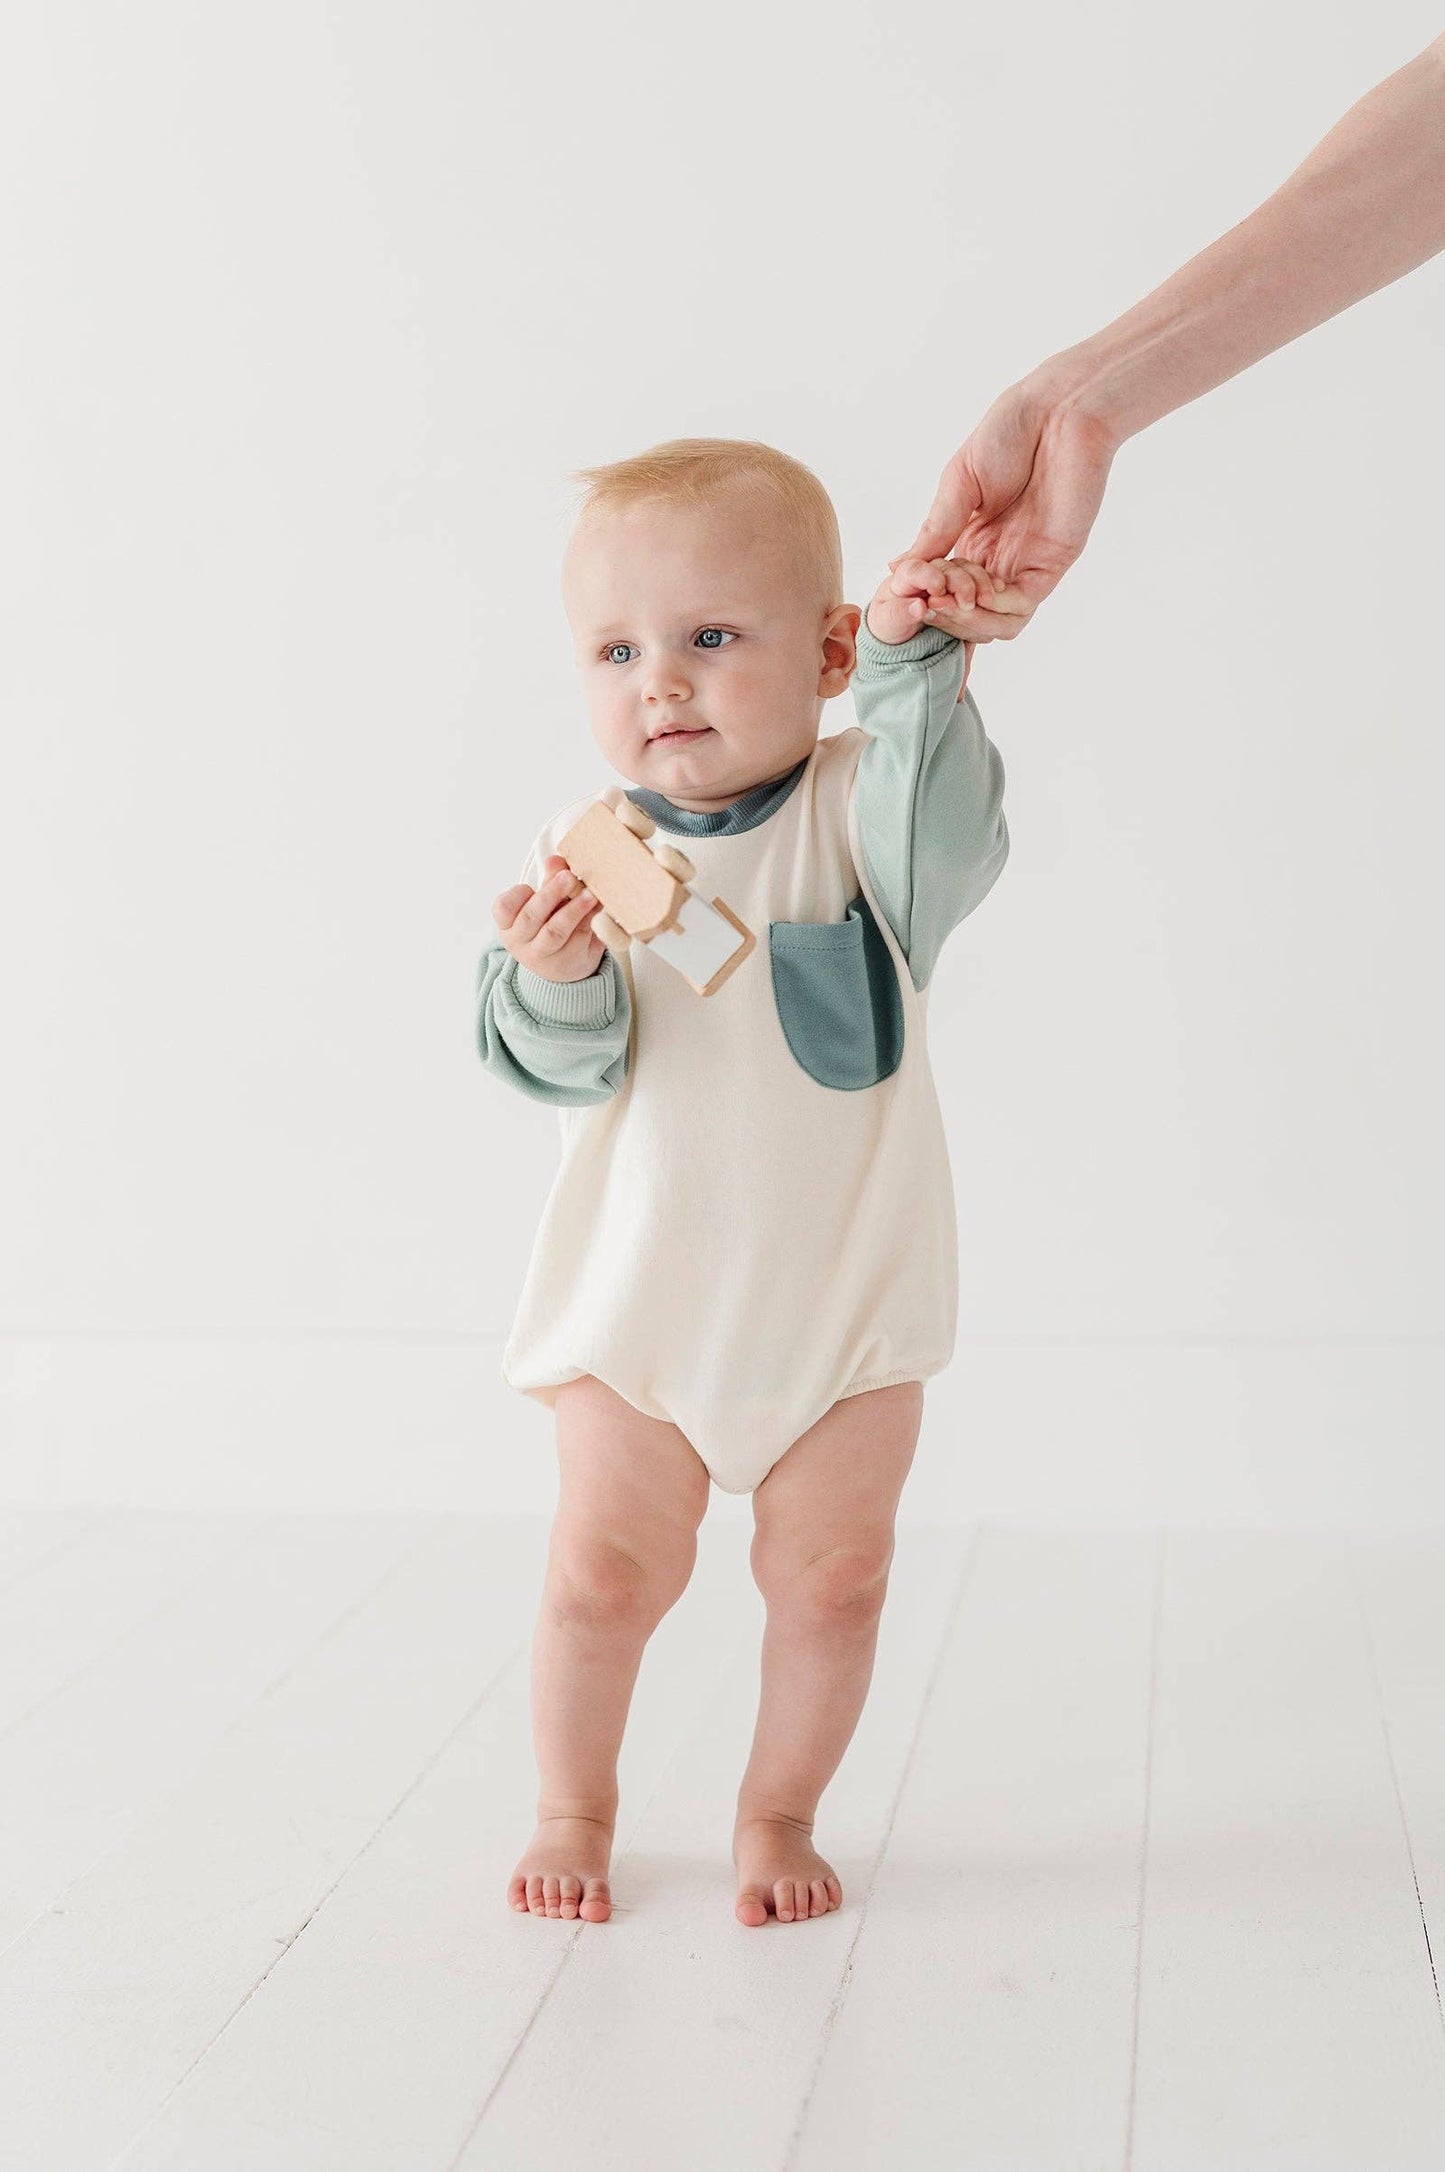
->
xmin=891 ymin=34 xmax=1445 ymax=641
xmin=888 ymin=368 xmax=1120 ymax=640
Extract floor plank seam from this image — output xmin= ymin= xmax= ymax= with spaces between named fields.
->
xmin=1122 ymin=1525 xmax=1165 ymax=2172
xmin=105 ymin=1634 xmax=531 ymax=2172
xmin=445 ymin=1609 xmax=759 ymax=2169
xmin=441 ymin=1924 xmax=586 ymax=2171
xmin=781 ymin=1523 xmax=984 ymax=2172
xmin=0 ymin=1513 xmax=279 ymax=1754
xmin=0 ymin=1508 xmax=115 ymax=1596
xmin=4 ymin=1518 xmax=449 ymax=1964
xmin=217 ymin=1515 xmax=447 ymax=1725
xmin=1352 ymin=1550 xmax=1445 ymax=2053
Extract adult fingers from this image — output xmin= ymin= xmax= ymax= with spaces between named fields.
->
xmin=899 ymin=450 xmax=984 ymax=562
xmin=966 ymin=574 xmax=1032 ymax=616
xmin=922 ymin=596 xmax=1035 ymax=642
xmin=964 ymin=600 xmax=1033 ymax=639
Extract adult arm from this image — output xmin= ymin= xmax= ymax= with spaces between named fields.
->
xmin=905 ymin=33 xmax=1445 ymax=611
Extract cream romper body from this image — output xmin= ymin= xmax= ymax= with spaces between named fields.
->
xmin=499 ymin=718 xmax=965 ymax=1494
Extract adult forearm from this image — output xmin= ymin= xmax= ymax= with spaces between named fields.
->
xmin=1051 ymin=35 xmax=1445 ymax=445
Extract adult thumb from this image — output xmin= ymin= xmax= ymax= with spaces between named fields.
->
xmin=906 ymin=453 xmax=983 ymax=561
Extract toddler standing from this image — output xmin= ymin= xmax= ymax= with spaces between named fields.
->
xmin=476 ymin=438 xmax=1019 ymax=1926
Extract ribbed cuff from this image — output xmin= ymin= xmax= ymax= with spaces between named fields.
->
xmin=510 ymin=956 xmax=615 ymax=1029
xmin=853 ymin=619 xmax=959 ymax=681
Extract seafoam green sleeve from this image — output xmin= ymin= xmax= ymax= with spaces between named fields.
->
xmin=474 ymin=827 xmax=631 ymax=1107
xmin=850 ymin=620 xmax=1009 ymax=991
xmin=476 ymin=942 xmax=631 ymax=1106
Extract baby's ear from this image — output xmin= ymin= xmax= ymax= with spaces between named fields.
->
xmin=822 ymin=602 xmax=862 ymax=690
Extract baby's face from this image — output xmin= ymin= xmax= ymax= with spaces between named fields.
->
xmin=561 ymin=494 xmax=860 ymax=814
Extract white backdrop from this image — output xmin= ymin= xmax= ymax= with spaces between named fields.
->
xmin=3 ymin=3 xmax=1442 ymax=1525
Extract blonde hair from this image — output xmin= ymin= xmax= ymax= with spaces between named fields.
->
xmin=565 ymin=436 xmax=845 ymax=621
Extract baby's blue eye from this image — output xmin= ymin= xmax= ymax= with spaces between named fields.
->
xmin=601 ymin=628 xmax=736 ymax=664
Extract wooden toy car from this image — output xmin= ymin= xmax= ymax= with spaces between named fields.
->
xmin=555 ymin=795 xmax=755 ymax=996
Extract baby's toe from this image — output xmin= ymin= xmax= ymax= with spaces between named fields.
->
xmin=774 ymin=1881 xmax=798 ymax=1922
xmin=736 ymin=1885 xmax=771 ymax=1927
xmin=578 ymin=1878 xmax=612 ymax=1922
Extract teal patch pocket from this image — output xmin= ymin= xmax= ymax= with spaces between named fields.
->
xmin=768 ymin=893 xmax=905 ymax=1090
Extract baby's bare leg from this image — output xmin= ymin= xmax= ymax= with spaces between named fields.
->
xmin=510 ymin=1374 xmax=710 ymax=1923
xmin=733 ymin=1379 xmax=924 ymax=1927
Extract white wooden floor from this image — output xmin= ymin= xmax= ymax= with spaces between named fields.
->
xmin=1 ymin=1511 xmax=1443 ymax=2170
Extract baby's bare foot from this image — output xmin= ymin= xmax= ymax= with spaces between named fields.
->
xmin=508 ymin=1814 xmax=614 ymax=1922
xmin=732 ymin=1813 xmax=843 ymax=1927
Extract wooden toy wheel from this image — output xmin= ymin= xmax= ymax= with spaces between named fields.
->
xmin=650 ymin=843 xmax=696 ymax=883
xmin=614 ymin=800 xmax=654 ymax=839
xmin=592 ymin=908 xmax=629 ymax=951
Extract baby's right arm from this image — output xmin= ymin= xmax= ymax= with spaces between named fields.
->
xmin=476 ymin=851 xmax=631 ymax=1108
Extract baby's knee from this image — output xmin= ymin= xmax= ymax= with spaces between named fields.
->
xmin=750 ymin=1532 xmax=895 ymax=1621
xmin=546 ymin=1524 xmax=695 ymax=1629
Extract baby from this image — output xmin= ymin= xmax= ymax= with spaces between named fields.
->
xmin=476 ymin=438 xmax=1020 ymax=1928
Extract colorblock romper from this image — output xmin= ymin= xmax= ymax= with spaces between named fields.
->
xmin=475 ymin=622 xmax=1008 ymax=1494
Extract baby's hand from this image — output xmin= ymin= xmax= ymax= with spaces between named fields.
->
xmin=493 ymin=855 xmax=605 ymax=984
xmin=865 ymin=554 xmax=1032 ymax=647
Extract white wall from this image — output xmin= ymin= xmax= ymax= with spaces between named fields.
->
xmin=3 ymin=2 xmax=1442 ymax=1523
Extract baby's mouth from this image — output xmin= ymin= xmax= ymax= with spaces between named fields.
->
xmin=649 ymin=726 xmax=713 ymax=747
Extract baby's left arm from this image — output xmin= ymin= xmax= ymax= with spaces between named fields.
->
xmin=851 ymin=557 xmax=1014 ymax=992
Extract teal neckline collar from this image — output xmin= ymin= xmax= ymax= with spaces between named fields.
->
xmin=624 ymin=754 xmax=808 ymax=838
